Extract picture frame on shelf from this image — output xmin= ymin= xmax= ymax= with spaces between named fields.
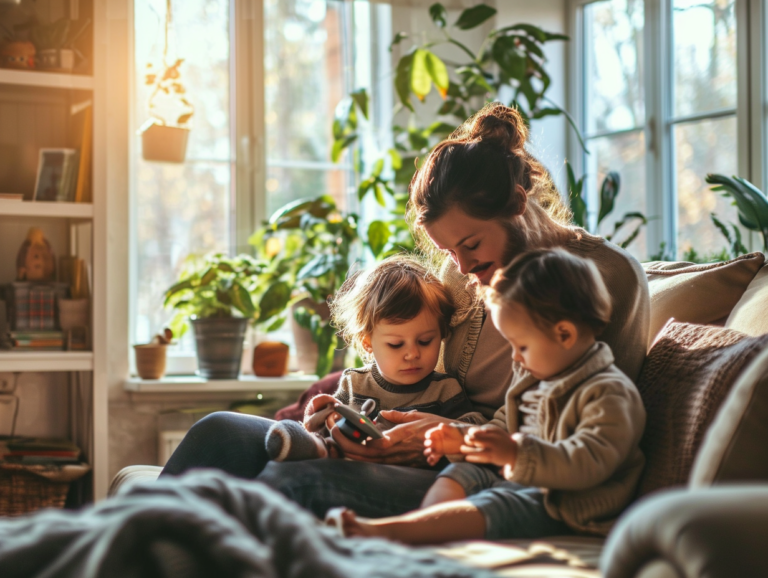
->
xmin=30 ymin=148 xmax=79 ymax=202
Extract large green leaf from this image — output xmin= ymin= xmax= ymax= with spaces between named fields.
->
xmin=411 ymin=49 xmax=432 ymax=101
xmin=315 ymin=323 xmax=339 ymax=377
xmin=230 ymin=281 xmax=256 ymax=317
xmin=454 ymin=4 xmax=497 ymax=30
xmin=497 ymin=23 xmax=569 ymax=42
xmin=566 ymin=161 xmax=586 ymax=228
xmin=367 ymin=220 xmax=391 ymax=258
xmin=164 ymin=279 xmax=194 ymax=306
xmin=706 ymin=174 xmax=768 ymax=249
xmin=395 ymin=52 xmax=415 ymax=111
xmin=331 ymin=134 xmax=358 ymax=163
xmin=492 ymin=36 xmax=527 ymax=80
xmin=429 ymin=3 xmax=447 ymax=28
xmin=388 ymin=148 xmax=403 ymax=171
xmin=389 ymin=31 xmax=408 ymax=52
xmin=351 ymin=88 xmax=369 ymax=120
xmin=424 ymin=51 xmax=449 ymax=98
xmin=257 ymin=281 xmax=291 ymax=322
xmin=598 ymin=171 xmax=621 ymax=225
xmin=297 ymin=254 xmax=336 ymax=281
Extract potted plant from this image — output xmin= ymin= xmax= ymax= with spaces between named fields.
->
xmin=139 ymin=1 xmax=193 ymax=163
xmin=164 ymin=253 xmax=264 ymax=379
xmin=249 ymin=195 xmax=360 ymax=377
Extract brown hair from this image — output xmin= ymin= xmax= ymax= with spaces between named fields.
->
xmin=408 ymin=102 xmax=573 ymax=252
xmin=330 ymin=254 xmax=455 ymax=359
xmin=487 ymin=248 xmax=612 ymax=336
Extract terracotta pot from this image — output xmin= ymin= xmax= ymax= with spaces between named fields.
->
xmin=290 ymin=299 xmax=345 ymax=375
xmin=134 ymin=344 xmax=167 ymax=380
xmin=252 ymin=341 xmax=289 ymax=377
xmin=139 ymin=120 xmax=190 ymax=163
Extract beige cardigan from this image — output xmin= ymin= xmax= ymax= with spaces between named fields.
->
xmin=440 ymin=230 xmax=650 ymax=421
xmin=491 ymin=342 xmax=646 ymax=536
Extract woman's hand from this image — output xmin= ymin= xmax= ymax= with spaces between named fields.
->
xmin=328 ymin=410 xmax=453 ymax=467
xmin=303 ymin=394 xmax=339 ymax=432
xmin=423 ymin=423 xmax=470 ymax=466
xmin=461 ymin=425 xmax=518 ymax=469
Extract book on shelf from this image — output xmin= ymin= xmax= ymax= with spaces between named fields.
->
xmin=2 ymin=330 xmax=64 ymax=350
xmin=0 ymin=437 xmax=82 ymax=464
xmin=70 ymin=100 xmax=93 ymax=203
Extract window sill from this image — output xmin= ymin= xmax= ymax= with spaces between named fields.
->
xmin=123 ymin=373 xmax=316 ymax=394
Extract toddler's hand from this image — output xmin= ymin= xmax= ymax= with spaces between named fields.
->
xmin=303 ymin=394 xmax=338 ymax=432
xmin=423 ymin=423 xmax=468 ymax=466
xmin=461 ymin=426 xmax=518 ymax=469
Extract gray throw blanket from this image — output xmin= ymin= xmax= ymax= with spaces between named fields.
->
xmin=0 ymin=470 xmax=493 ymax=578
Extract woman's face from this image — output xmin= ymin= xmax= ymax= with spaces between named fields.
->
xmin=423 ymin=206 xmax=513 ymax=285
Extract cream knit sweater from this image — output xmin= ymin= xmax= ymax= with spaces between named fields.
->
xmin=489 ymin=342 xmax=646 ymax=536
xmin=440 ymin=230 xmax=650 ymax=421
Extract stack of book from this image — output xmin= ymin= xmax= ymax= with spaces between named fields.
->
xmin=0 ymin=438 xmax=81 ymax=465
xmin=3 ymin=330 xmax=64 ymax=351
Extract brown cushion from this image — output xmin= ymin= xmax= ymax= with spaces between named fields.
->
xmin=644 ymin=253 xmax=765 ymax=346
xmin=690 ymin=346 xmax=768 ymax=487
xmin=725 ymin=264 xmax=768 ymax=336
xmin=636 ymin=320 xmax=768 ymax=497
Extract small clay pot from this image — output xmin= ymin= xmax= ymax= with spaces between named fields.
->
xmin=134 ymin=344 xmax=167 ymax=380
xmin=252 ymin=341 xmax=289 ymax=377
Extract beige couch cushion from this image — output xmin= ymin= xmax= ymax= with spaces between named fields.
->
xmin=690 ymin=346 xmax=768 ymax=487
xmin=644 ymin=253 xmax=765 ymax=346
xmin=636 ymin=321 xmax=768 ymax=497
xmin=725 ymin=262 xmax=768 ymax=335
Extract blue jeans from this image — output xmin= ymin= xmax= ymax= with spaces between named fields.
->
xmin=439 ymin=462 xmax=571 ymax=540
xmin=161 ymin=411 xmax=439 ymax=519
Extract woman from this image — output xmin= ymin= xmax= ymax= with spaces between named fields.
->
xmin=162 ymin=103 xmax=649 ymax=519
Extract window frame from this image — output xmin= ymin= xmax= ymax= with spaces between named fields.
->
xmin=568 ymin=0 xmax=766 ymax=257
xmin=129 ymin=0 xmax=393 ymax=374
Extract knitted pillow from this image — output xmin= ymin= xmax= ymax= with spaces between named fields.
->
xmin=636 ymin=320 xmax=768 ymax=497
xmin=644 ymin=253 xmax=764 ymax=346
xmin=726 ymin=264 xmax=768 ymax=336
xmin=690 ymin=346 xmax=768 ymax=487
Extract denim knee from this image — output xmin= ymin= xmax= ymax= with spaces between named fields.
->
xmin=437 ymin=462 xmax=504 ymax=496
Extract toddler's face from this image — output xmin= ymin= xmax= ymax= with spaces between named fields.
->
xmin=364 ymin=309 xmax=442 ymax=386
xmin=489 ymin=302 xmax=576 ymax=380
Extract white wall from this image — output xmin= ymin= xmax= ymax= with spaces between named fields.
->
xmin=496 ymin=0 xmax=569 ymax=195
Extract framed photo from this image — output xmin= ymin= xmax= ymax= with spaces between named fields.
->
xmin=31 ymin=148 xmax=79 ymax=202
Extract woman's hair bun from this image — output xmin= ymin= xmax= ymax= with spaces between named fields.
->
xmin=454 ymin=102 xmax=529 ymax=153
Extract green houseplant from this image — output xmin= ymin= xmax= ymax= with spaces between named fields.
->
xmin=164 ymin=253 xmax=264 ymax=379
xmin=248 ymin=196 xmax=360 ymax=377
xmin=329 ymin=3 xmax=575 ymax=254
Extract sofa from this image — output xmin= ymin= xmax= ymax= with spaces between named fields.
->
xmin=111 ymin=252 xmax=768 ymax=578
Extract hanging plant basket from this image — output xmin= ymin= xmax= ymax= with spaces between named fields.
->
xmin=140 ymin=0 xmax=193 ymax=164
xmin=139 ymin=119 xmax=190 ymax=164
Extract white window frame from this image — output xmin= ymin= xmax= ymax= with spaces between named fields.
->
xmin=568 ymin=0 xmax=766 ymax=257
xmin=129 ymin=0 xmax=393 ymax=375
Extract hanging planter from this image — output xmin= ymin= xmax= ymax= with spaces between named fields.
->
xmin=140 ymin=0 xmax=194 ymax=164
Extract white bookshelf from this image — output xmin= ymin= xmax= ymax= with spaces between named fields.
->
xmin=0 ymin=69 xmax=94 ymax=91
xmin=124 ymin=374 xmax=316 ymax=393
xmin=0 ymin=2 xmax=107 ymax=503
xmin=0 ymin=351 xmax=94 ymax=372
xmin=0 ymin=199 xmax=93 ymax=219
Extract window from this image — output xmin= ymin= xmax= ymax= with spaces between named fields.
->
xmin=131 ymin=0 xmax=391 ymax=369
xmin=132 ymin=0 xmax=234 ymax=350
xmin=573 ymin=0 xmax=748 ymax=259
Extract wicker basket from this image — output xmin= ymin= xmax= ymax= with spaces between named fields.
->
xmin=0 ymin=462 xmax=90 ymax=516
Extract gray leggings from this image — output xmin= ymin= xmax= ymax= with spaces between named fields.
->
xmin=438 ymin=462 xmax=571 ymax=540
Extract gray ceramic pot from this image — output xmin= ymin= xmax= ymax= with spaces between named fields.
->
xmin=191 ymin=317 xmax=249 ymax=379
